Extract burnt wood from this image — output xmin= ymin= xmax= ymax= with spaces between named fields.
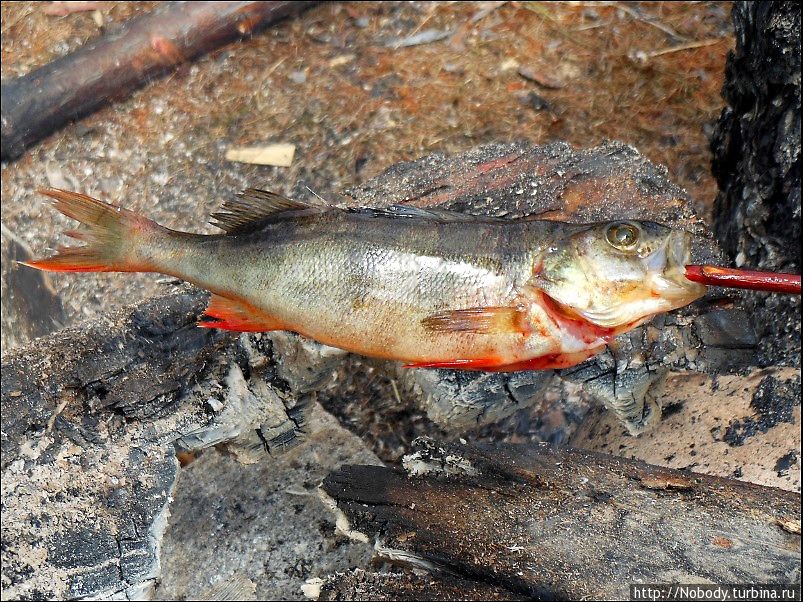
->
xmin=0 ymin=287 xmax=337 ymax=598
xmin=711 ymin=1 xmax=801 ymax=367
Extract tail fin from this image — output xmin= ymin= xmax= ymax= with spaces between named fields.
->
xmin=22 ymin=188 xmax=161 ymax=273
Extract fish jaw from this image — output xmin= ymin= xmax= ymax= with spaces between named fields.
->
xmin=647 ymin=230 xmax=707 ymax=306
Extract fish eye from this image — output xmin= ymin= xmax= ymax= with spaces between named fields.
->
xmin=605 ymin=222 xmax=640 ymax=251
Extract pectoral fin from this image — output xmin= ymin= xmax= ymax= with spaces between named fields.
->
xmin=421 ymin=306 xmax=529 ymax=335
xmin=198 ymin=294 xmax=286 ymax=332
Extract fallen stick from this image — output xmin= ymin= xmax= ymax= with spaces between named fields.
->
xmin=686 ymin=265 xmax=802 ymax=294
xmin=0 ymin=1 xmax=316 ymax=161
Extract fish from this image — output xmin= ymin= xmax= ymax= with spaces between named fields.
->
xmin=22 ymin=187 xmax=707 ymax=371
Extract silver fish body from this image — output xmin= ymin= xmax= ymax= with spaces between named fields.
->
xmin=26 ymin=189 xmax=706 ymax=370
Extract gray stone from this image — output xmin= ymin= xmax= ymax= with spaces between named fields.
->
xmin=155 ymin=404 xmax=380 ymax=601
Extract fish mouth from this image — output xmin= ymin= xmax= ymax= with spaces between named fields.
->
xmin=533 ymin=228 xmax=707 ymax=329
xmin=568 ymin=231 xmax=705 ymax=328
xmin=648 ymin=230 xmax=706 ymax=302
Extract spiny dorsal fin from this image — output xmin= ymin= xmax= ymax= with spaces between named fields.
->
xmin=210 ymin=188 xmax=325 ymax=234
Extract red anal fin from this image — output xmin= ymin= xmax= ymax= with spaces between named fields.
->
xmin=402 ymin=347 xmax=602 ymax=372
xmin=402 ymin=357 xmax=505 ymax=370
xmin=421 ymin=305 xmax=529 ymax=334
xmin=198 ymin=294 xmax=285 ymax=332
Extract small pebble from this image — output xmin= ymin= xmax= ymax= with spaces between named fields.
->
xmin=289 ymin=70 xmax=307 ymax=84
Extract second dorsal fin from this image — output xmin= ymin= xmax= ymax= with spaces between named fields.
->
xmin=348 ymin=204 xmax=496 ymax=223
xmin=210 ymin=188 xmax=324 ymax=234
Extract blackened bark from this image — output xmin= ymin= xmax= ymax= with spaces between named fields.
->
xmin=711 ymin=1 xmax=801 ymax=367
xmin=0 ymin=288 xmax=339 ymax=599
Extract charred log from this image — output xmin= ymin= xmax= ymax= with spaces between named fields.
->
xmin=322 ymin=437 xmax=801 ymax=600
xmin=0 ymin=287 xmax=341 ymax=599
xmin=0 ymin=1 xmax=316 ymax=161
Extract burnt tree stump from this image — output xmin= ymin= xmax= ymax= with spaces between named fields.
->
xmin=711 ymin=1 xmax=801 ymax=367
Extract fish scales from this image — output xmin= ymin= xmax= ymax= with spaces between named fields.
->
xmin=184 ymin=211 xmax=552 ymax=362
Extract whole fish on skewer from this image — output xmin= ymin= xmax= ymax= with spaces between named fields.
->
xmin=23 ymin=188 xmax=797 ymax=371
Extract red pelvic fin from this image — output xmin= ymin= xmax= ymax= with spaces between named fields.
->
xmin=198 ymin=294 xmax=286 ymax=332
xmin=492 ymin=347 xmax=604 ymax=372
xmin=402 ymin=357 xmax=505 ymax=370
xmin=404 ymin=348 xmax=603 ymax=372
xmin=421 ymin=305 xmax=529 ymax=335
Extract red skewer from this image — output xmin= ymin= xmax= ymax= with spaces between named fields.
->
xmin=685 ymin=265 xmax=801 ymax=295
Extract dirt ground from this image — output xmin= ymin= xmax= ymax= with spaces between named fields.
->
xmin=1 ymin=0 xmax=733 ymax=339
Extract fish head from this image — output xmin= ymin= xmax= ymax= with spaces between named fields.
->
xmin=532 ymin=220 xmax=706 ymax=328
